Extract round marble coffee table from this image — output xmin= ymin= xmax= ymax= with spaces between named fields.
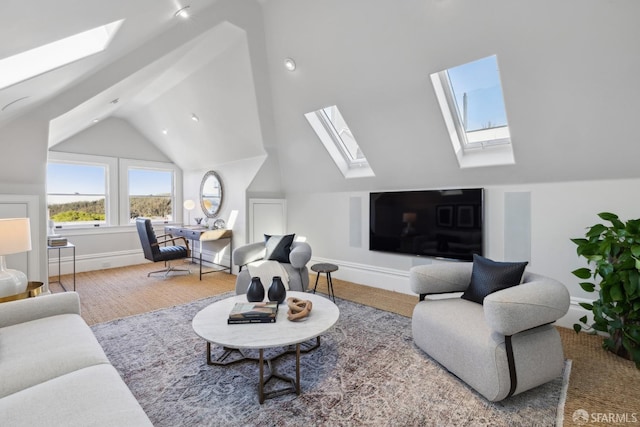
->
xmin=192 ymin=291 xmax=339 ymax=403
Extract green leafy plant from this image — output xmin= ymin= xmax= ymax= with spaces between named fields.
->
xmin=571 ymin=212 xmax=640 ymax=368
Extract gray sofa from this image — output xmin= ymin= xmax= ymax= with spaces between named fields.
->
xmin=410 ymin=263 xmax=570 ymax=402
xmin=0 ymin=292 xmax=152 ymax=426
xmin=233 ymin=241 xmax=312 ymax=293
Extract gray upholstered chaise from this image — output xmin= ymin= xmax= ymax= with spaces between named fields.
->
xmin=410 ymin=263 xmax=570 ymax=402
xmin=233 ymin=240 xmax=312 ymax=293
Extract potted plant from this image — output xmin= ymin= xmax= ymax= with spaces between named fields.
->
xmin=571 ymin=212 xmax=640 ymax=368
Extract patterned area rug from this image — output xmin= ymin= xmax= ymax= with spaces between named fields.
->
xmin=91 ymin=293 xmax=568 ymax=426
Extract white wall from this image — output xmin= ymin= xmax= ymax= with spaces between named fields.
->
xmin=286 ymin=177 xmax=640 ymax=328
xmin=262 ymin=0 xmax=640 ymax=194
xmin=182 ymin=155 xmax=267 ymax=274
xmin=51 ymin=117 xmax=172 ymax=162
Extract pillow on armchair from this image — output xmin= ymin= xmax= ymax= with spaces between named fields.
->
xmin=264 ymin=234 xmax=295 ymax=263
xmin=461 ymin=254 xmax=528 ymax=304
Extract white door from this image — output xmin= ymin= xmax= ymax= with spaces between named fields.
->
xmin=249 ymin=199 xmax=286 ymax=243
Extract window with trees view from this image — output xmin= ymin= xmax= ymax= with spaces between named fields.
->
xmin=47 ymin=152 xmax=181 ymax=228
xmin=128 ymin=168 xmax=173 ymax=222
xmin=47 ymin=162 xmax=107 ymax=225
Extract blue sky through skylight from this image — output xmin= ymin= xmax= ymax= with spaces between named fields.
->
xmin=446 ymin=55 xmax=507 ymax=132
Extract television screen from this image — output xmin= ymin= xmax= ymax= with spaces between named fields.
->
xmin=369 ymin=188 xmax=483 ymax=261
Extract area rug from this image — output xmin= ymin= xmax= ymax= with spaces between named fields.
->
xmin=91 ymin=294 xmax=569 ymax=426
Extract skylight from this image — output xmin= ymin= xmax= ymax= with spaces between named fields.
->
xmin=305 ymin=105 xmax=374 ymax=178
xmin=0 ymin=20 xmax=123 ymax=90
xmin=431 ymin=54 xmax=514 ymax=168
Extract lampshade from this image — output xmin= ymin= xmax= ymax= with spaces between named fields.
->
xmin=183 ymin=200 xmax=196 ymax=210
xmin=0 ymin=218 xmax=31 ymax=298
xmin=402 ymin=212 xmax=417 ymax=223
xmin=0 ymin=218 xmax=32 ymax=255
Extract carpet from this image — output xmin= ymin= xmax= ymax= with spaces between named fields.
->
xmin=91 ymin=294 xmax=569 ymax=426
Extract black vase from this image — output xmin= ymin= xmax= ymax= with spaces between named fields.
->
xmin=268 ymin=276 xmax=286 ymax=304
xmin=246 ymin=277 xmax=265 ymax=302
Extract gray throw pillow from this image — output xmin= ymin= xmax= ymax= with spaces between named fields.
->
xmin=461 ymin=254 xmax=528 ymax=304
xmin=264 ymin=234 xmax=295 ymax=263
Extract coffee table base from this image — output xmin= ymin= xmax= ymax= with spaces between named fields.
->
xmin=205 ymin=337 xmax=321 ymax=403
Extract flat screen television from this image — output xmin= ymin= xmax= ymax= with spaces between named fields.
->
xmin=369 ymin=188 xmax=483 ymax=261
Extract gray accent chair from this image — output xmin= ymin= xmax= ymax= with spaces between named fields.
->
xmin=233 ymin=241 xmax=312 ymax=294
xmin=410 ymin=263 xmax=570 ymax=402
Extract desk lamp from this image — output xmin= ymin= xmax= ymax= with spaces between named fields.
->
xmin=183 ymin=199 xmax=195 ymax=226
xmin=0 ymin=218 xmax=32 ymax=298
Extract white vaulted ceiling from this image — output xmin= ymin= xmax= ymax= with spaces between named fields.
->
xmin=2 ymin=0 xmax=640 ymax=193
xmin=1 ymin=0 xmax=266 ymax=171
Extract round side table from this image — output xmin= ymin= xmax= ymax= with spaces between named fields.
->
xmin=311 ymin=263 xmax=338 ymax=302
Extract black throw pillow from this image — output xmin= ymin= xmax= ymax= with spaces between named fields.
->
xmin=461 ymin=254 xmax=528 ymax=304
xmin=264 ymin=234 xmax=295 ymax=263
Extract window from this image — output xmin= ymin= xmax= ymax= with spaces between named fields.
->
xmin=47 ymin=162 xmax=108 ymax=226
xmin=0 ymin=20 xmax=123 ymax=90
xmin=305 ymin=105 xmax=374 ymax=178
xmin=431 ymin=55 xmax=515 ymax=168
xmin=47 ymin=152 xmax=181 ymax=228
xmin=128 ymin=168 xmax=174 ymax=222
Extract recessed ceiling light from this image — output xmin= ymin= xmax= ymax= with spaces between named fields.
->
xmin=175 ymin=6 xmax=191 ymax=19
xmin=162 ymin=129 xmax=168 ymax=135
xmin=92 ymin=118 xmax=100 ymax=123
xmin=284 ymin=58 xmax=296 ymax=71
xmin=191 ymin=113 xmax=199 ymax=122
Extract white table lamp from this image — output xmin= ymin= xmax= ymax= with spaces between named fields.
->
xmin=0 ymin=218 xmax=32 ymax=298
xmin=183 ymin=199 xmax=196 ymax=226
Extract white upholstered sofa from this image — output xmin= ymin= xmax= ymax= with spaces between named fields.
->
xmin=0 ymin=292 xmax=152 ymax=426
xmin=410 ymin=262 xmax=570 ymax=402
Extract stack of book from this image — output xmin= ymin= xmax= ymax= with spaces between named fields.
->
xmin=228 ymin=301 xmax=278 ymax=324
xmin=48 ymin=236 xmax=68 ymax=247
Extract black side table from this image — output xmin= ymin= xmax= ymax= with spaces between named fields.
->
xmin=311 ymin=263 xmax=338 ymax=302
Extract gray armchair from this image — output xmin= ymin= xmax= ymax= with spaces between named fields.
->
xmin=409 ymin=262 xmax=570 ymax=401
xmin=233 ymin=240 xmax=312 ymax=294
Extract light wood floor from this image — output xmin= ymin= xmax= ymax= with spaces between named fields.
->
xmin=49 ymin=263 xmax=640 ymax=426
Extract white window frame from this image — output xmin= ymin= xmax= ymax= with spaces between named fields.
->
xmin=431 ymin=55 xmax=515 ymax=168
xmin=47 ymin=152 xmax=117 ymax=229
xmin=0 ymin=20 xmax=123 ymax=90
xmin=119 ymin=158 xmax=182 ymax=225
xmin=305 ymin=105 xmax=375 ymax=179
xmin=47 ymin=152 xmax=182 ymax=229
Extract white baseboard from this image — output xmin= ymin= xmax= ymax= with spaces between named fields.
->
xmin=555 ymin=297 xmax=593 ymax=330
xmin=309 ymin=256 xmax=593 ymax=330
xmin=52 ymin=250 xmax=592 ymax=330
xmin=309 ymin=256 xmax=413 ymax=295
xmin=47 ymin=249 xmax=146 ymax=277
xmin=47 ymin=248 xmax=233 ymax=279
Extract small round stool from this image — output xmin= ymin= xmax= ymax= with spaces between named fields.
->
xmin=311 ymin=263 xmax=338 ymax=303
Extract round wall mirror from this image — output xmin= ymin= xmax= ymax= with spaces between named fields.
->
xmin=200 ymin=170 xmax=223 ymax=218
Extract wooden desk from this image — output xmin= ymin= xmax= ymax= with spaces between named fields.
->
xmin=164 ymin=226 xmax=232 ymax=280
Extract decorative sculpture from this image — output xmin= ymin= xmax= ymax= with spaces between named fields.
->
xmin=286 ymin=297 xmax=312 ymax=321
